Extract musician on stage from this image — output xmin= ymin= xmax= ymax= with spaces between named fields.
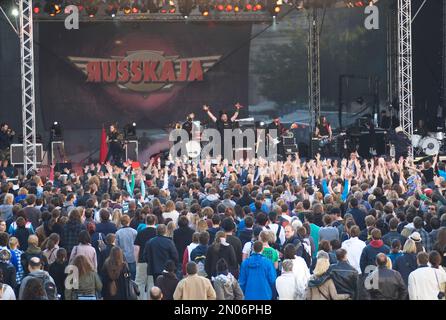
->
xmin=106 ymin=123 xmax=124 ymax=165
xmin=267 ymin=115 xmax=287 ymax=160
xmin=315 ymin=116 xmax=332 ymax=140
xmin=182 ymin=112 xmax=196 ymax=140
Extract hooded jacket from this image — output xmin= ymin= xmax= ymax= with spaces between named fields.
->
xmin=359 ymin=240 xmax=390 ymax=274
xmin=212 ymin=272 xmax=244 ymax=300
xmin=238 ymin=253 xmax=276 ymax=300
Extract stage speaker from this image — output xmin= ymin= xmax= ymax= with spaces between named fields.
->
xmin=125 ymin=140 xmax=138 ymax=161
xmin=10 ymin=144 xmax=43 ymax=165
xmin=51 ymin=141 xmax=66 ymax=164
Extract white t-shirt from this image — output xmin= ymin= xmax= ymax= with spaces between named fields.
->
xmin=162 ymin=210 xmax=180 ymax=223
xmin=0 ymin=284 xmax=16 ymax=300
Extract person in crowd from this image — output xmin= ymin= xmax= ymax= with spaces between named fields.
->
xmin=173 ymin=262 xmax=216 ymax=300
xmin=387 ymin=239 xmax=403 ymax=266
xmin=61 ymin=209 xmax=86 ymax=256
xmin=433 ymin=227 xmax=446 ymax=268
xmin=48 ymin=248 xmax=67 ymax=300
xmin=133 ymin=214 xmax=157 ymax=299
xmin=182 ymin=232 xmax=200 ymax=275
xmin=21 ymin=235 xmax=47 ymax=276
xmin=69 ymin=230 xmax=97 ymax=271
xmin=207 ymin=214 xmax=221 ymax=244
xmin=359 ymin=228 xmax=390 ymax=274
xmin=65 ymin=255 xmax=102 ymax=300
xmin=341 ymin=225 xmax=366 ymax=274
xmin=154 ymin=260 xmax=179 ymax=300
xmin=173 ymin=215 xmax=195 ymax=266
xmin=19 ymin=257 xmax=57 ymax=300
xmin=205 ymin=231 xmax=237 ymax=278
xmin=306 ymin=250 xmax=350 ymax=300
xmin=190 ymin=231 xmax=210 ymax=277
xmin=282 ymin=244 xmax=310 ymax=299
xmin=95 ymin=209 xmax=117 ymax=237
xmin=0 ymin=268 xmax=16 ymax=300
xmin=382 ymin=217 xmax=407 ymax=247
xmin=8 ymin=237 xmax=24 ymax=286
xmin=365 ymin=253 xmax=407 ymax=300
xmin=115 ymin=215 xmax=137 ymax=280
xmin=149 ymin=286 xmax=163 ymax=300
xmin=42 ymin=233 xmax=60 ymax=265
xmin=212 ymin=258 xmax=244 ymax=300
xmin=23 ymin=194 xmax=41 ymax=230
xmin=408 ymin=251 xmax=446 ymax=300
xmin=101 ymin=246 xmax=130 ymax=300
xmin=393 ymin=238 xmax=418 ymax=285
xmin=276 ymin=259 xmax=300 ymax=300
xmin=0 ymin=249 xmax=16 ymax=290
xmin=238 ymin=241 xmax=276 ymax=300
xmin=329 ymin=248 xmax=359 ymax=300
xmin=222 ymin=218 xmax=243 ymax=268
xmin=144 ymin=224 xmax=179 ymax=281
xmin=20 ymin=277 xmax=48 ymax=300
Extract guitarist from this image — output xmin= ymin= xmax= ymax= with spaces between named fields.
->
xmin=267 ymin=115 xmax=288 ymax=160
xmin=314 ymin=116 xmax=333 ymax=157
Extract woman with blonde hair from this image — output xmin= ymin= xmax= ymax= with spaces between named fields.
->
xmin=166 ymin=220 xmax=176 ymax=239
xmin=306 ymin=251 xmax=350 ymax=300
xmin=0 ymin=193 xmax=14 ymax=221
xmin=196 ymin=220 xmax=208 ymax=233
xmin=393 ymin=238 xmax=418 ymax=285
xmin=162 ymin=200 xmax=179 ymax=223
xmin=112 ymin=209 xmax=122 ymax=229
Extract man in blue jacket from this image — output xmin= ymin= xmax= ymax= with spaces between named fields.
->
xmin=238 ymin=241 xmax=276 ymax=300
xmin=144 ymin=224 xmax=179 ymax=281
xmin=360 ymin=228 xmax=390 ymax=274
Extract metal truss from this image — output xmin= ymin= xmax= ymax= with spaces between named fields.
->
xmin=397 ymin=0 xmax=413 ymax=157
xmin=19 ymin=0 xmax=37 ymax=174
xmin=307 ymin=7 xmax=320 ymax=129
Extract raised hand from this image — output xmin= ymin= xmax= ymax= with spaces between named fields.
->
xmin=203 ymin=105 xmax=210 ymax=112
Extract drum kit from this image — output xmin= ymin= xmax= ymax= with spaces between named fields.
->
xmin=411 ymin=131 xmax=445 ymax=156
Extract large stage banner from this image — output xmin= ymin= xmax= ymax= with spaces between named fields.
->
xmin=38 ymin=21 xmax=252 ymax=130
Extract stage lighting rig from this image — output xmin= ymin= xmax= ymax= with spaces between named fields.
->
xmin=124 ymin=122 xmax=137 ymax=139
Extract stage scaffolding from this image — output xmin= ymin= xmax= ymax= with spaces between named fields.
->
xmin=1 ymin=0 xmax=419 ymax=165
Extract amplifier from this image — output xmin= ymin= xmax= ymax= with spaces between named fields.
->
xmin=125 ymin=140 xmax=139 ymax=161
xmin=10 ymin=144 xmax=43 ymax=165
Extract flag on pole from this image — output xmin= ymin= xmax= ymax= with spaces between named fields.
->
xmin=99 ymin=126 xmax=108 ymax=164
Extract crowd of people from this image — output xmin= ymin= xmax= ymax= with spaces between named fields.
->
xmin=0 ymin=151 xmax=446 ymax=300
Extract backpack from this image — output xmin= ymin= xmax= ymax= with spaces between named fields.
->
xmin=30 ymin=273 xmax=58 ymax=300
xmin=296 ymin=240 xmax=312 ymax=268
xmin=194 ymin=255 xmax=207 ymax=277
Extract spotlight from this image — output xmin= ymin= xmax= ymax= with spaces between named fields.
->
xmin=123 ymin=5 xmax=132 ymax=14
xmin=267 ymin=0 xmax=281 ymax=16
xmin=245 ymin=2 xmax=253 ymax=11
xmin=199 ymin=2 xmax=210 ymax=16
xmin=234 ymin=3 xmax=241 ymax=12
xmin=86 ymin=6 xmax=98 ymax=17
xmin=11 ymin=7 xmax=19 ymax=16
xmin=216 ymin=3 xmax=224 ymax=11
xmin=132 ymin=4 xmax=140 ymax=13
xmin=33 ymin=3 xmax=41 ymax=14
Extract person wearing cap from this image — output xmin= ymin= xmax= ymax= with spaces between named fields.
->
xmin=359 ymin=228 xmax=390 ymax=274
xmin=306 ymin=251 xmax=350 ymax=300
xmin=365 ymin=253 xmax=407 ymax=300
xmin=393 ymin=238 xmax=418 ymax=285
xmin=408 ymin=251 xmax=446 ymax=300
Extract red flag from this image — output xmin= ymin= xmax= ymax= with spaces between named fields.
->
xmin=99 ymin=126 xmax=108 ymax=164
